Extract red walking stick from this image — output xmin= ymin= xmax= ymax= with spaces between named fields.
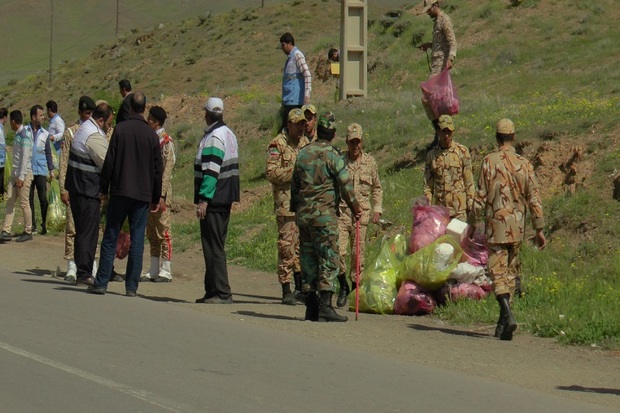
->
xmin=355 ymin=219 xmax=361 ymax=321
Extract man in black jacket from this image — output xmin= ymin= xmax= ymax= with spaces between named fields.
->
xmin=89 ymin=92 xmax=163 ymax=296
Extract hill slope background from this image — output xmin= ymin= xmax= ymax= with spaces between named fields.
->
xmin=0 ymin=0 xmax=619 ymax=348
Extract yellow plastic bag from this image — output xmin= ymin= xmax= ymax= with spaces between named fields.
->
xmin=401 ymin=235 xmax=464 ymax=291
xmin=46 ymin=179 xmax=66 ymax=231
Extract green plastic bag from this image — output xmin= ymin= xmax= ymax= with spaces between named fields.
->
xmin=401 ymin=235 xmax=463 ymax=290
xmin=351 ymin=236 xmax=402 ymax=314
xmin=46 ymin=179 xmax=66 ymax=231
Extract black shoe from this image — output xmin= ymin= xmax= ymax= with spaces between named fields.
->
xmin=65 ymin=275 xmax=77 ymax=285
xmin=31 ymin=227 xmax=38 ymax=235
xmin=76 ymin=276 xmax=95 ymax=286
xmin=153 ymin=276 xmax=172 ymax=283
xmin=318 ymin=291 xmax=348 ymax=322
xmin=293 ymin=289 xmax=305 ymax=304
xmin=202 ymin=296 xmax=233 ymax=304
xmin=16 ymin=233 xmax=33 ymax=242
xmin=139 ymin=276 xmax=153 ymax=282
xmin=195 ymin=294 xmax=214 ymax=303
xmin=0 ymin=231 xmax=11 ymax=242
xmin=111 ymin=274 xmax=124 ymax=282
xmin=281 ymin=282 xmax=296 ymax=305
xmin=126 ymin=290 xmax=137 ymax=297
xmin=87 ymin=285 xmax=106 ymax=295
xmin=40 ymin=225 xmax=47 ymax=236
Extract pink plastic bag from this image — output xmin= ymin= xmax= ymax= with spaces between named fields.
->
xmin=461 ymin=230 xmax=488 ymax=266
xmin=394 ymin=281 xmax=436 ymax=316
xmin=449 ymin=283 xmax=487 ymax=301
xmin=409 ymin=197 xmax=450 ymax=253
xmin=420 ymin=68 xmax=459 ymax=119
xmin=116 ymin=231 xmax=131 ymax=259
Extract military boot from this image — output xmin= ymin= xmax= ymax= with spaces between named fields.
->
xmin=494 ymin=299 xmax=508 ymax=338
xmin=318 ymin=291 xmax=348 ymax=322
xmin=304 ymin=292 xmax=319 ymax=321
xmin=336 ymin=274 xmax=350 ymax=308
xmin=497 ymin=294 xmax=517 ymax=341
xmin=282 ymin=282 xmax=297 ymax=306
xmin=293 ymin=271 xmax=304 ymax=303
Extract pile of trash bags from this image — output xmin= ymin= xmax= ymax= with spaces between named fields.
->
xmin=351 ymin=197 xmax=492 ymax=316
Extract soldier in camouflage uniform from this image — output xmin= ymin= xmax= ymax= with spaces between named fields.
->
xmin=141 ymin=106 xmax=176 ymax=283
xmin=59 ymin=96 xmax=96 ymax=284
xmin=266 ymin=108 xmax=309 ymax=305
xmin=302 ymin=103 xmax=317 ymax=142
xmin=418 ymin=0 xmax=457 ymax=147
xmin=468 ymin=118 xmax=546 ymax=341
xmin=291 ymin=112 xmax=361 ymax=322
xmin=423 ymin=115 xmax=474 ymax=221
xmin=336 ymin=123 xmax=383 ymax=308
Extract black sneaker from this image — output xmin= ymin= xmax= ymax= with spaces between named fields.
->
xmin=40 ymin=226 xmax=47 ymax=236
xmin=0 ymin=231 xmax=11 ymax=242
xmin=31 ymin=227 xmax=38 ymax=235
xmin=16 ymin=233 xmax=33 ymax=242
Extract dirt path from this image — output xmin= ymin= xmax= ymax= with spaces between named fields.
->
xmin=2 ymin=234 xmax=619 ymax=409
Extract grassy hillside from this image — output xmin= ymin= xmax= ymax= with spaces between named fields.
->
xmin=1 ymin=0 xmax=619 ymax=348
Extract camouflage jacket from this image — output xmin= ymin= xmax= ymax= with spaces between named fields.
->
xmin=58 ymin=120 xmax=81 ymax=195
xmin=266 ymin=130 xmax=309 ymax=216
xmin=157 ymin=128 xmax=176 ymax=204
xmin=338 ymin=151 xmax=383 ymax=223
xmin=424 ymin=140 xmax=474 ymax=220
xmin=291 ymin=140 xmax=358 ymax=227
xmin=431 ymin=12 xmax=457 ymax=75
xmin=468 ymin=146 xmax=544 ymax=244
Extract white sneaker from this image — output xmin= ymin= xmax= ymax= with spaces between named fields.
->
xmin=66 ymin=260 xmax=77 ymax=278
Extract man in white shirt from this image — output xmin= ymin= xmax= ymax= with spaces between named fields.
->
xmin=46 ymin=100 xmax=66 ymax=155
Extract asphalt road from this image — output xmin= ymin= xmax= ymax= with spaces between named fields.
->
xmin=0 ymin=268 xmax=615 ymax=413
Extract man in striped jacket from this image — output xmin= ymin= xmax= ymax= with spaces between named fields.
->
xmin=194 ymin=97 xmax=240 ymax=304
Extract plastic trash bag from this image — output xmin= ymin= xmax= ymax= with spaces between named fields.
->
xmin=461 ymin=228 xmax=488 ymax=267
xmin=46 ymin=179 xmax=66 ymax=232
xmin=352 ymin=237 xmax=400 ymax=314
xmin=450 ymin=262 xmax=486 ymax=284
xmin=409 ymin=196 xmax=450 ymax=253
xmin=116 ymin=231 xmax=130 ymax=259
xmin=420 ymin=68 xmax=459 ymax=119
xmin=449 ymin=283 xmax=487 ymax=301
xmin=393 ymin=281 xmax=437 ymax=316
xmin=401 ymin=235 xmax=463 ymax=290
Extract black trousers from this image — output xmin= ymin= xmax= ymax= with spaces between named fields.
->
xmin=200 ymin=210 xmax=232 ymax=300
xmin=29 ymin=175 xmax=49 ymax=229
xmin=70 ymin=193 xmax=101 ymax=279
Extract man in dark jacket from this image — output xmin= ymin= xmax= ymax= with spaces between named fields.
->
xmin=89 ymin=92 xmax=162 ymax=297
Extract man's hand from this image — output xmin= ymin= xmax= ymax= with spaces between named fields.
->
xmin=351 ymin=204 xmax=362 ymax=221
xmin=16 ymin=179 xmax=24 ymax=189
xmin=150 ymin=202 xmax=160 ymax=213
xmin=48 ymin=170 xmax=55 ymax=181
xmin=196 ymin=201 xmax=208 ymax=220
xmin=61 ymin=192 xmax=70 ymax=206
xmin=418 ymin=42 xmax=432 ymax=52
xmin=372 ymin=211 xmax=381 ymax=224
xmin=532 ymin=230 xmax=547 ymax=250
xmin=158 ymin=197 xmax=166 ymax=212
xmin=445 ymin=59 xmax=453 ymax=70
xmin=304 ymin=96 xmax=310 ymax=105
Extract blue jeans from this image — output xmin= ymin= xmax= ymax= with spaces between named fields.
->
xmin=95 ymin=195 xmax=150 ymax=292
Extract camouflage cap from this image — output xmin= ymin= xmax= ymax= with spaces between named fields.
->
xmin=496 ymin=118 xmax=515 ymax=134
xmin=288 ymin=108 xmax=306 ymax=123
xmin=317 ymin=111 xmax=336 ymax=130
xmin=346 ymin=123 xmax=363 ymax=141
xmin=438 ymin=114 xmax=455 ymax=131
xmin=301 ymin=103 xmax=317 ymax=115
xmin=423 ymin=0 xmax=439 ymax=12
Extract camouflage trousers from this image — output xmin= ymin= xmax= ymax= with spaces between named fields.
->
xmin=299 ymin=222 xmax=340 ymax=293
xmin=146 ymin=203 xmax=172 ymax=261
xmin=488 ymin=242 xmax=522 ymax=298
xmin=63 ymin=200 xmax=75 ymax=260
xmin=338 ymin=210 xmax=369 ymax=282
xmin=276 ymin=215 xmax=300 ymax=285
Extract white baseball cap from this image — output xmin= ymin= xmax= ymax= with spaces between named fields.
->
xmin=205 ymin=97 xmax=224 ymax=114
